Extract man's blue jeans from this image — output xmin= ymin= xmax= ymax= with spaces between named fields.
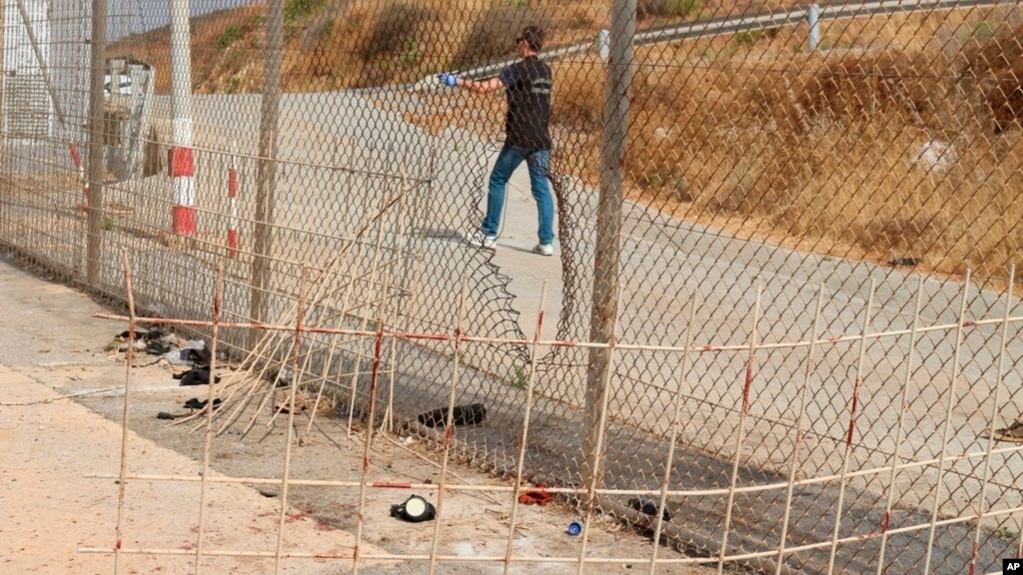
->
xmin=481 ymin=144 xmax=555 ymax=245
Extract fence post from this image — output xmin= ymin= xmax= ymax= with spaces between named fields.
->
xmin=169 ymin=0 xmax=195 ymax=236
xmin=250 ymin=0 xmax=284 ymax=344
xmin=597 ymin=29 xmax=610 ymax=63
xmin=808 ymin=4 xmax=821 ymax=51
xmin=583 ymin=0 xmax=635 ymax=499
xmin=86 ymin=0 xmax=107 ymax=284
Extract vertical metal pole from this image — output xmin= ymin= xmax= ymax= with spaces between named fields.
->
xmin=250 ymin=0 xmax=283 ymax=342
xmin=597 ymin=29 xmax=610 ymax=63
xmin=169 ymin=0 xmax=195 ymax=235
xmin=808 ymin=4 xmax=821 ymax=51
xmin=86 ymin=0 xmax=108 ymax=284
xmin=582 ymin=0 xmax=635 ymax=497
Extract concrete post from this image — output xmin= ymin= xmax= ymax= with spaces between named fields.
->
xmin=808 ymin=4 xmax=821 ymax=51
xmin=169 ymin=0 xmax=195 ymax=235
xmin=250 ymin=0 xmax=283 ymax=341
xmin=583 ymin=0 xmax=635 ymax=499
xmin=86 ymin=0 xmax=107 ymax=284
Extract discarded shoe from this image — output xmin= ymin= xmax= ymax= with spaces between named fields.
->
xmin=177 ymin=366 xmax=221 ymax=386
xmin=417 ymin=403 xmax=487 ymax=428
xmin=118 ymin=329 xmax=145 ymax=340
xmin=180 ymin=347 xmax=211 ymax=365
xmin=629 ymin=498 xmax=672 ymax=521
xmin=146 ymin=340 xmax=173 ymax=355
xmin=183 ymin=397 xmax=222 ymax=410
xmin=118 ymin=328 xmax=168 ymax=342
xmin=990 ymin=420 xmax=1023 ymax=443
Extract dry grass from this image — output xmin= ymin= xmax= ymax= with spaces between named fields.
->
xmin=107 ymin=3 xmax=1023 ymax=280
xmin=612 ymin=9 xmax=1023 ymax=280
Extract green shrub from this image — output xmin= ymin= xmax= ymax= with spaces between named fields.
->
xmin=735 ymin=30 xmax=761 ymax=46
xmin=217 ymin=25 xmax=243 ymax=49
xmin=284 ymin=0 xmax=327 ymax=26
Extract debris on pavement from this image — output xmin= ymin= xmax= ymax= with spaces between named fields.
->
xmin=174 ymin=365 xmax=221 ymax=386
xmin=629 ymin=498 xmax=672 ymax=521
xmin=518 ymin=483 xmax=555 ymax=506
xmin=416 ymin=403 xmax=487 ymax=428
xmin=390 ymin=494 xmax=436 ymax=523
xmin=183 ymin=397 xmax=222 ymax=410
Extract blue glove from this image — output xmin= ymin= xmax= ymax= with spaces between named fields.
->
xmin=438 ymin=73 xmax=459 ymax=87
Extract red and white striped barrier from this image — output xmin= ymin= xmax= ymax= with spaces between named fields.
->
xmin=169 ymin=145 xmax=196 ymax=235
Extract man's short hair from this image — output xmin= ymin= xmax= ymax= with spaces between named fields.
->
xmin=517 ymin=25 xmax=544 ymax=51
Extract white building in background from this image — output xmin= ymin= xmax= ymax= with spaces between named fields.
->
xmin=1 ymin=1 xmax=153 ymax=178
xmin=3 ymin=0 xmax=54 ymax=140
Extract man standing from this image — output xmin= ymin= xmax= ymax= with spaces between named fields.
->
xmin=440 ymin=25 xmax=555 ymax=256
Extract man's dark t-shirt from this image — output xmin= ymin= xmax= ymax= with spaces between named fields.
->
xmin=498 ymin=56 xmax=552 ymax=150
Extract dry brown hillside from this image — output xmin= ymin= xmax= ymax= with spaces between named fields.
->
xmin=108 ymin=0 xmax=807 ymax=94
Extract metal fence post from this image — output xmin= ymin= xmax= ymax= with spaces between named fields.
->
xmin=583 ymin=0 xmax=635 ymax=496
xmin=250 ymin=0 xmax=283 ymax=343
xmin=598 ymin=29 xmax=610 ymax=63
xmin=86 ymin=0 xmax=107 ymax=283
xmin=808 ymin=4 xmax=821 ymax=51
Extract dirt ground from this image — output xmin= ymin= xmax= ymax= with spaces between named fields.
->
xmin=0 ymin=251 xmax=722 ymax=575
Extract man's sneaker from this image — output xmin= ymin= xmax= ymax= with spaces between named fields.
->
xmin=467 ymin=230 xmax=497 ymax=249
xmin=532 ymin=243 xmax=554 ymax=256
xmin=991 ymin=419 xmax=1023 ymax=443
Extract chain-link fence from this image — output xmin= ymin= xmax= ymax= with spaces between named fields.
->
xmin=4 ymin=0 xmax=1023 ymax=573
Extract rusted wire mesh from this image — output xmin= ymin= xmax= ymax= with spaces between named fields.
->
xmin=4 ymin=1 xmax=1023 ymax=573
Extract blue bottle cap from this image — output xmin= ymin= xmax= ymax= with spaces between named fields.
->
xmin=567 ymin=521 xmax=582 ymax=536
